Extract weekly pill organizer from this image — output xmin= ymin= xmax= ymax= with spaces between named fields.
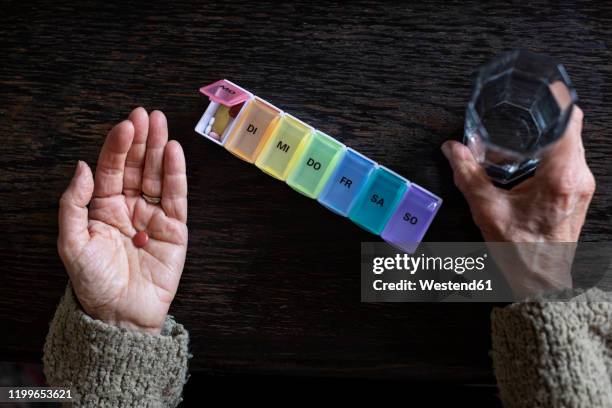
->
xmin=195 ymin=79 xmax=442 ymax=253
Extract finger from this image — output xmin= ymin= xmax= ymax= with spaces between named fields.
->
xmin=536 ymin=107 xmax=594 ymax=194
xmin=162 ymin=140 xmax=188 ymax=223
xmin=142 ymin=110 xmax=168 ymax=198
xmin=58 ymin=161 xmax=94 ymax=258
xmin=441 ymin=140 xmax=498 ymax=199
xmin=123 ymin=107 xmax=149 ymax=196
xmin=93 ymin=120 xmax=134 ymax=197
xmin=538 ymin=106 xmax=585 ymax=173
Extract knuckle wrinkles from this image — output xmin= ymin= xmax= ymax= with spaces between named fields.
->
xmin=125 ymin=160 xmax=143 ymax=168
xmin=100 ymin=166 xmax=123 ymax=177
xmin=548 ymin=173 xmax=579 ymax=198
xmin=59 ymin=192 xmax=75 ymax=207
xmin=453 ymin=171 xmax=474 ymax=193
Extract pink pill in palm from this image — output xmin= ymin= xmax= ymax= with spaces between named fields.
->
xmin=132 ymin=231 xmax=149 ymax=248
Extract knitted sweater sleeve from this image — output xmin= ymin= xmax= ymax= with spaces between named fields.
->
xmin=43 ymin=285 xmax=190 ymax=407
xmin=491 ymin=288 xmax=612 ymax=408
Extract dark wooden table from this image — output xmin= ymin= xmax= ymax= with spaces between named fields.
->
xmin=1 ymin=1 xmax=611 ymax=384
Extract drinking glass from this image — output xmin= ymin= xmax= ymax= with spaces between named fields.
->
xmin=464 ymin=50 xmax=578 ymax=184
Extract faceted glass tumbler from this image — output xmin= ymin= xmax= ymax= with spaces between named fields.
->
xmin=464 ymin=50 xmax=578 ymax=184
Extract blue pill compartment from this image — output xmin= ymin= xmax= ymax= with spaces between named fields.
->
xmin=317 ymin=148 xmax=378 ymax=217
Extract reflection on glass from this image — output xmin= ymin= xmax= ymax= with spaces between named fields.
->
xmin=464 ymin=50 xmax=578 ymax=184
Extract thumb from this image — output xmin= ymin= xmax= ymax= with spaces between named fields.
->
xmin=58 ymin=161 xmax=94 ymax=261
xmin=441 ymin=140 xmax=496 ymax=200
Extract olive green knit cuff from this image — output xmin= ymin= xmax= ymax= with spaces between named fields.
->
xmin=491 ymin=288 xmax=612 ymax=408
xmin=43 ymin=285 xmax=190 ymax=407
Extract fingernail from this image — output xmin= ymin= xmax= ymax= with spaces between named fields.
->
xmin=441 ymin=142 xmax=451 ymax=159
xmin=75 ymin=160 xmax=88 ymax=176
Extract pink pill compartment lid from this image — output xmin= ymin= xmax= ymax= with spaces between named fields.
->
xmin=199 ymin=79 xmax=250 ymax=107
xmin=195 ymin=79 xmax=252 ymax=146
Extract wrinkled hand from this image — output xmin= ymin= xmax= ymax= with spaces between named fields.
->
xmin=442 ymin=107 xmax=595 ymax=297
xmin=58 ymin=108 xmax=188 ymax=334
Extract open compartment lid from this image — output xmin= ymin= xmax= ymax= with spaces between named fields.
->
xmin=199 ymin=79 xmax=250 ymax=106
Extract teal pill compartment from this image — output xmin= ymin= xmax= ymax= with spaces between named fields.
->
xmin=286 ymin=131 xmax=345 ymax=198
xmin=348 ymin=166 xmax=409 ymax=235
xmin=318 ymin=148 xmax=377 ymax=216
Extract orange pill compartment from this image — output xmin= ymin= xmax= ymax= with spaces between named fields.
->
xmin=224 ymin=97 xmax=283 ymax=163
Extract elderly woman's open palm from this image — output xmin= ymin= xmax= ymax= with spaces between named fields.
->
xmin=57 ymin=108 xmax=188 ymax=334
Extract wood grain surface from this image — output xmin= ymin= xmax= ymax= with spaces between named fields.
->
xmin=1 ymin=1 xmax=611 ymax=383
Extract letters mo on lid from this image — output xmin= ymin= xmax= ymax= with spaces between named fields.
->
xmin=195 ymin=79 xmax=443 ymax=253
